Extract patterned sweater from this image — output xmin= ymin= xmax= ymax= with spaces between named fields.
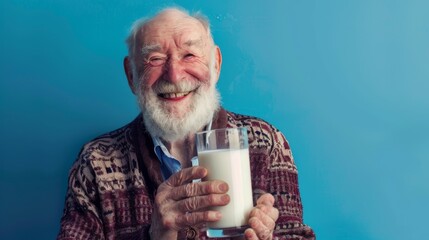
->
xmin=57 ymin=108 xmax=315 ymax=240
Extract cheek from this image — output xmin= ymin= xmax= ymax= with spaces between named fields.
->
xmin=140 ymin=67 xmax=163 ymax=87
xmin=185 ymin=63 xmax=211 ymax=84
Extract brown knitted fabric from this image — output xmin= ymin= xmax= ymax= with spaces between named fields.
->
xmin=57 ymin=108 xmax=315 ymax=240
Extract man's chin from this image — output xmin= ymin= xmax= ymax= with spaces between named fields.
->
xmin=161 ymin=107 xmax=192 ymax=120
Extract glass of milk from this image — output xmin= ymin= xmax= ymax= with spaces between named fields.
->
xmin=196 ymin=127 xmax=253 ymax=238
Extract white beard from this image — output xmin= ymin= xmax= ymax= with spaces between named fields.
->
xmin=134 ymin=57 xmax=220 ymax=142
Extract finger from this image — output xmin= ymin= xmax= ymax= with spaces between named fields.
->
xmin=177 ymin=194 xmax=230 ymax=212
xmin=256 ymin=193 xmax=275 ymax=206
xmin=175 ymin=210 xmax=222 ymax=228
xmin=170 ymin=180 xmax=229 ymax=200
xmin=165 ymin=166 xmax=207 ymax=187
xmin=244 ymin=228 xmax=258 ymax=240
xmin=254 ymin=204 xmax=279 ymax=222
xmin=248 ymin=217 xmax=273 ymax=240
xmin=255 ymin=193 xmax=278 ymax=221
xmin=248 ymin=207 xmax=277 ymax=231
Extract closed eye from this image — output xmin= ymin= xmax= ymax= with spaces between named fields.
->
xmin=183 ymin=53 xmax=196 ymax=61
xmin=147 ymin=56 xmax=166 ymax=66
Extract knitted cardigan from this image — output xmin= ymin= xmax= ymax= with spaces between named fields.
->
xmin=57 ymin=108 xmax=315 ymax=240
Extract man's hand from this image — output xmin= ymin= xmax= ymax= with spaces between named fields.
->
xmin=244 ymin=193 xmax=279 ymax=240
xmin=149 ymin=166 xmax=230 ymax=239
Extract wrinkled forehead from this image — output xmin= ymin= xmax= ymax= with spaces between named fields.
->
xmin=137 ymin=14 xmax=211 ymax=50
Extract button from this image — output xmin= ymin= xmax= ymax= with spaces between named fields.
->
xmin=185 ymin=226 xmax=198 ymax=239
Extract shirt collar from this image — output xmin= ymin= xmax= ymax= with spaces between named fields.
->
xmin=150 ymin=119 xmax=213 ymax=162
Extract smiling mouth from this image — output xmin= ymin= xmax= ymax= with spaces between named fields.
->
xmin=157 ymin=87 xmax=201 ymax=101
xmin=159 ymin=91 xmax=191 ymax=99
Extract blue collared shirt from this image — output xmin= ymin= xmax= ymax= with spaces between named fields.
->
xmin=151 ymin=120 xmax=212 ymax=180
xmin=152 ymin=136 xmax=181 ymax=180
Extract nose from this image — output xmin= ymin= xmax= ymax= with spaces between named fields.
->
xmin=164 ymin=58 xmax=185 ymax=83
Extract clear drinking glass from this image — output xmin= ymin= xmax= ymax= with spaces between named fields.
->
xmin=196 ymin=127 xmax=253 ymax=238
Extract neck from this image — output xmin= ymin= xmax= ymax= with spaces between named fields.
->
xmin=162 ymin=133 xmax=197 ymax=168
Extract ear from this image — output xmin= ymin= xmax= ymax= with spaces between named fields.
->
xmin=214 ymin=46 xmax=222 ymax=83
xmin=124 ymin=56 xmax=136 ymax=94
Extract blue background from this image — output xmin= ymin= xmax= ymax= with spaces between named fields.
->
xmin=1 ymin=0 xmax=428 ymax=239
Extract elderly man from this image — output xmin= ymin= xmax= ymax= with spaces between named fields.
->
xmin=58 ymin=7 xmax=315 ymax=240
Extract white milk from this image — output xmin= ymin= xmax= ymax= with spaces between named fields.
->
xmin=198 ymin=148 xmax=253 ymax=228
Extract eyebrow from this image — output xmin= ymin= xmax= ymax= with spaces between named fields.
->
xmin=140 ymin=44 xmax=161 ymax=56
xmin=184 ymin=39 xmax=203 ymax=48
xmin=140 ymin=38 xmax=204 ymax=56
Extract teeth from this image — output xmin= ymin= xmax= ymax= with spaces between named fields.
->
xmin=162 ymin=91 xmax=190 ymax=99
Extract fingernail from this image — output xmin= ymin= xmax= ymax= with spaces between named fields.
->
xmin=198 ymin=167 xmax=207 ymax=176
xmin=218 ymin=183 xmax=228 ymax=192
xmin=208 ymin=211 xmax=222 ymax=220
xmin=244 ymin=229 xmax=253 ymax=238
xmin=221 ymin=194 xmax=230 ymax=202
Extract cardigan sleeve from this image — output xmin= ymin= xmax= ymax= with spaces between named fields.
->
xmin=268 ymin=130 xmax=315 ymax=239
xmin=57 ymin=151 xmax=105 ymax=240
